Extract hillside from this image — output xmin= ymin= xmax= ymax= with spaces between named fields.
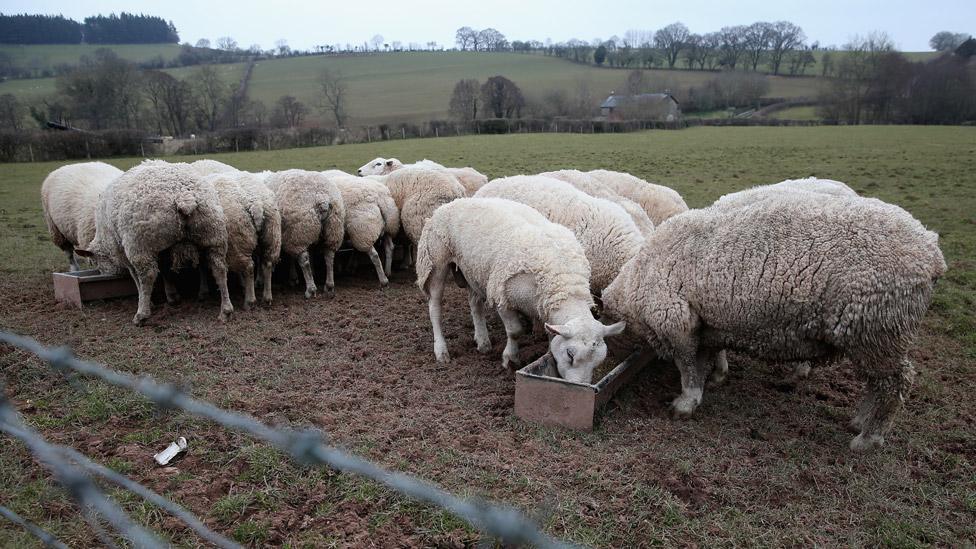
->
xmin=0 ymin=43 xmax=183 ymax=74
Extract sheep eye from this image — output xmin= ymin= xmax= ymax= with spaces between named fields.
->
xmin=566 ymin=348 xmax=575 ymax=362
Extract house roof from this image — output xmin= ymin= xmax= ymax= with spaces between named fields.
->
xmin=600 ymin=93 xmax=678 ymax=108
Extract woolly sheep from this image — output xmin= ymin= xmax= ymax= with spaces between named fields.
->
xmin=474 ymin=175 xmax=643 ymax=292
xmin=202 ymin=171 xmax=282 ymax=308
xmin=76 ymin=160 xmax=233 ymax=325
xmin=587 ymin=169 xmax=689 ymax=225
xmin=601 ymin=193 xmax=946 ymax=451
xmin=323 ymin=171 xmax=400 ymax=285
xmin=264 ymin=170 xmax=345 ymax=297
xmin=714 ymin=177 xmax=858 ymax=209
xmin=538 ymin=169 xmax=656 ymax=238
xmin=357 ymin=157 xmax=488 ymax=196
xmin=41 ymin=162 xmax=122 ymax=271
xmin=416 ymin=197 xmax=626 ymax=379
xmin=189 ymin=159 xmax=238 ymax=177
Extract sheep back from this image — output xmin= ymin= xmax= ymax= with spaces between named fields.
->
xmin=41 ymin=162 xmax=122 ymax=251
xmin=587 ymin=169 xmax=689 ymax=224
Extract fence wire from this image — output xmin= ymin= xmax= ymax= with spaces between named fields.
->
xmin=0 ymin=331 xmax=576 ymax=548
xmin=0 ymin=504 xmax=69 ymax=549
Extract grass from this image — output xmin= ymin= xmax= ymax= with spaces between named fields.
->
xmin=0 ymin=43 xmax=184 ymax=74
xmin=0 ymin=126 xmax=974 ymax=546
xmin=768 ymin=105 xmax=821 ymax=120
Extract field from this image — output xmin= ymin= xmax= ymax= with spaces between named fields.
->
xmin=768 ymin=105 xmax=821 ymax=120
xmin=1 ymin=126 xmax=975 ymax=546
xmin=0 ymin=43 xmax=184 ymax=73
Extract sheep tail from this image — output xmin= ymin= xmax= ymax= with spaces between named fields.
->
xmin=175 ymin=192 xmax=198 ymax=217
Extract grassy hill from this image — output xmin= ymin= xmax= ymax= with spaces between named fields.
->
xmin=0 ymin=43 xmax=183 ymax=74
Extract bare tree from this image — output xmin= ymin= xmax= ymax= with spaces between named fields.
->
xmin=0 ymin=93 xmax=23 ymax=130
xmin=370 ymin=35 xmax=384 ymax=51
xmin=818 ymin=32 xmax=895 ymax=124
xmin=702 ymin=32 xmax=721 ymax=69
xmin=480 ymin=76 xmax=525 ymax=118
xmin=718 ymin=25 xmax=747 ymax=68
xmin=929 ymin=31 xmax=971 ymax=51
xmin=273 ymin=95 xmax=308 ymax=127
xmin=275 ymin=39 xmax=290 ymax=56
xmin=573 ymin=77 xmax=596 ymax=118
xmin=449 ymin=79 xmax=480 ymax=120
xmin=767 ymin=21 xmax=806 ymax=75
xmin=624 ymin=70 xmax=651 ymax=95
xmin=455 ymin=27 xmax=475 ymax=50
xmin=479 ymin=28 xmax=507 ymax=51
xmin=216 ymin=36 xmax=238 ymax=51
xmin=195 ymin=38 xmax=210 ymax=49
xmin=654 ymin=22 xmax=691 ymax=68
xmin=195 ymin=64 xmax=228 ymax=131
xmin=318 ymin=69 xmax=349 ymax=127
xmin=743 ymin=22 xmax=774 ymax=71
xmin=623 ymin=29 xmax=653 ymax=48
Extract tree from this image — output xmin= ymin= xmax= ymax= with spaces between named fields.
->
xmin=818 ymin=32 xmax=895 ymax=123
xmin=654 ymin=22 xmax=691 ymax=68
xmin=370 ymin=35 xmax=384 ymax=51
xmin=718 ymin=25 xmax=747 ymax=68
xmin=273 ymin=95 xmax=307 ymax=127
xmin=480 ymin=75 xmax=525 ymax=118
xmin=318 ymin=69 xmax=348 ymax=127
xmin=929 ymin=31 xmax=971 ymax=51
xmin=56 ymin=49 xmax=143 ymax=129
xmin=216 ymin=36 xmax=238 ymax=51
xmin=594 ymin=45 xmax=607 ymax=65
xmin=0 ymin=93 xmax=23 ymax=130
xmin=743 ymin=22 xmax=773 ymax=71
xmin=194 ymin=64 xmax=228 ymax=130
xmin=623 ymin=29 xmax=653 ymax=48
xmin=448 ymin=79 xmax=480 ymax=120
xmin=767 ymin=21 xmax=805 ymax=75
xmin=275 ymin=39 xmax=290 ymax=56
xmin=195 ymin=38 xmax=210 ymax=48
xmin=455 ymin=27 xmax=475 ymax=50
xmin=478 ymin=28 xmax=507 ymax=51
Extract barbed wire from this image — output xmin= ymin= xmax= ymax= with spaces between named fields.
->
xmin=0 ymin=504 xmax=69 ymax=549
xmin=0 ymin=331 xmax=577 ymax=548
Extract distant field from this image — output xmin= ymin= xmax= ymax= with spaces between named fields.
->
xmin=768 ymin=105 xmax=821 ymax=120
xmin=0 ymin=43 xmax=183 ymax=72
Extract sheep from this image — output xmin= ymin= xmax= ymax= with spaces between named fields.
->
xmin=41 ymin=162 xmax=123 ymax=271
xmin=202 ymin=171 xmax=282 ymax=308
xmin=601 ymin=192 xmax=946 ymax=451
xmin=416 ymin=197 xmax=626 ymax=379
xmin=367 ymin=167 xmax=466 ymax=267
xmin=474 ymin=175 xmax=643 ymax=293
xmin=189 ymin=159 xmax=238 ymax=177
xmin=586 ymin=169 xmax=689 ymax=225
xmin=322 ymin=171 xmax=400 ymax=285
xmin=537 ymin=169 xmax=656 ymax=238
xmin=714 ymin=177 xmax=858 ymax=209
xmin=357 ymin=157 xmax=488 ymax=196
xmin=75 ymin=160 xmax=233 ymax=325
xmin=264 ymin=170 xmax=345 ymax=297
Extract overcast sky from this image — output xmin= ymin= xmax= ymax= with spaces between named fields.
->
xmin=7 ymin=0 xmax=974 ymax=51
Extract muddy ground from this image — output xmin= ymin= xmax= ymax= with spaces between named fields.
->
xmin=2 ymin=253 xmax=973 ymax=548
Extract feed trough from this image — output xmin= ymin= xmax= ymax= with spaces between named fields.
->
xmin=52 ymin=269 xmax=137 ymax=308
xmin=514 ymin=348 xmax=654 ymax=431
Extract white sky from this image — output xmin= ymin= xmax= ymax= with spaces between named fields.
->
xmin=5 ymin=0 xmax=973 ymax=51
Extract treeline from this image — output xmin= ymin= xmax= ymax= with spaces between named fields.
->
xmin=0 ymin=13 xmax=178 ymax=45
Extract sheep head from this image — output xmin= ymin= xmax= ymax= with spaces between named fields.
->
xmin=546 ymin=318 xmax=626 ymax=384
xmin=357 ymin=157 xmax=402 ymax=176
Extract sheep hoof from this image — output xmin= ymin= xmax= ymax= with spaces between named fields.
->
xmin=502 ymin=353 xmax=521 ymax=371
xmin=325 ymin=286 xmax=335 ymax=298
xmin=434 ymin=346 xmax=450 ymax=363
xmin=847 ymin=418 xmax=865 ymax=434
xmin=304 ymin=288 xmax=317 ymax=299
xmin=706 ymin=372 xmax=727 ymax=388
xmin=849 ymin=433 xmax=884 ymax=452
xmin=475 ymin=339 xmax=491 ymax=353
xmin=166 ymin=294 xmax=182 ymax=306
xmin=263 ymin=298 xmax=273 ymax=307
xmin=242 ymin=300 xmax=254 ymax=311
xmin=132 ymin=313 xmax=149 ymax=326
xmin=670 ymin=396 xmax=698 ymax=419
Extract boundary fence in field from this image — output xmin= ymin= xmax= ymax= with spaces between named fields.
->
xmin=0 ymin=331 xmax=576 ymax=548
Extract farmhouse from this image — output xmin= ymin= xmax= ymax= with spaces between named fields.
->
xmin=600 ymin=93 xmax=681 ymax=121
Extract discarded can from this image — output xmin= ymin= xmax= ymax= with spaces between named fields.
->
xmin=154 ymin=437 xmax=188 ymax=466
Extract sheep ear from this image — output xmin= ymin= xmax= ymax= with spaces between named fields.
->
xmin=74 ymin=248 xmax=94 ymax=258
xmin=386 ymin=160 xmax=394 ymax=167
xmin=545 ymin=323 xmax=574 ymax=338
xmin=602 ymin=321 xmax=626 ymax=337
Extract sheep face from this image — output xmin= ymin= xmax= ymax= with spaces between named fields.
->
xmin=357 ymin=157 xmax=402 ymax=176
xmin=74 ymin=241 xmax=124 ymax=276
xmin=547 ymin=319 xmax=626 ymax=384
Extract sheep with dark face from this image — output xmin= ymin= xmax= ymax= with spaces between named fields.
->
xmin=602 ymin=192 xmax=945 ymax=451
xmin=357 ymin=157 xmax=488 ymax=196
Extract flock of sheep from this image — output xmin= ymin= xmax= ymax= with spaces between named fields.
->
xmin=40 ymin=155 xmax=945 ymax=452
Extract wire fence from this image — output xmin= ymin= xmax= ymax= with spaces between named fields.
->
xmin=0 ymin=331 xmax=576 ymax=548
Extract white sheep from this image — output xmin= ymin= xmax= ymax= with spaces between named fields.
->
xmin=357 ymin=157 xmax=488 ymax=196
xmin=416 ymin=197 xmax=626 ymax=379
xmin=189 ymin=159 xmax=238 ymax=177
xmin=322 ymin=170 xmax=400 ymax=285
xmin=602 ymin=192 xmax=946 ymax=451
xmin=714 ymin=177 xmax=857 ymax=209
xmin=76 ymin=160 xmax=233 ymax=325
xmin=586 ymin=169 xmax=689 ymax=225
xmin=537 ymin=169 xmax=656 ymax=238
xmin=41 ymin=162 xmax=123 ymax=271
xmin=264 ymin=170 xmax=345 ymax=297
xmin=202 ymin=171 xmax=282 ymax=308
xmin=474 ymin=175 xmax=643 ymax=293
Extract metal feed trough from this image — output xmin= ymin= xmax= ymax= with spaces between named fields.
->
xmin=52 ymin=269 xmax=137 ymax=308
xmin=514 ymin=348 xmax=654 ymax=431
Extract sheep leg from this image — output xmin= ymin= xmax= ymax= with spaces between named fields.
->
xmin=427 ymin=264 xmax=450 ymax=363
xmin=66 ymin=249 xmax=80 ymax=272
xmin=849 ymin=358 xmax=916 ymax=452
xmin=288 ymin=258 xmax=300 ymax=287
xmin=197 ymin=264 xmax=210 ymax=299
xmin=207 ymin=251 xmax=233 ymax=323
xmin=298 ymin=251 xmax=317 ymax=298
xmin=498 ymin=308 xmax=525 ymax=371
xmin=367 ymin=247 xmax=389 ymax=286
xmin=670 ymin=340 xmax=714 ymax=419
xmin=324 ymin=249 xmax=336 ymax=296
xmin=399 ymin=244 xmax=413 ymax=270
xmin=260 ymin=258 xmax=274 ymax=305
xmin=130 ymin=258 xmax=159 ymax=326
xmin=382 ymin=235 xmax=394 ymax=277
xmin=707 ymin=349 xmax=729 ymax=387
xmin=242 ymin=258 xmax=256 ymax=311
xmin=162 ymin=271 xmax=181 ymax=305
xmin=468 ymin=291 xmax=491 ymax=353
